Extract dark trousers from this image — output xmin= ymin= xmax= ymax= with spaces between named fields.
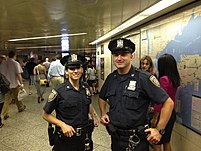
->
xmin=53 ymin=132 xmax=93 ymax=151
xmin=111 ymin=135 xmax=149 ymax=151
xmin=0 ymin=102 xmax=4 ymax=124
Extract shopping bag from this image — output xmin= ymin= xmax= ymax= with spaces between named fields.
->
xmin=39 ymin=79 xmax=47 ymax=86
xmin=18 ymin=89 xmax=28 ymax=101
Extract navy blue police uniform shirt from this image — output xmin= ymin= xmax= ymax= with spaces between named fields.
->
xmin=43 ymin=80 xmax=92 ymax=127
xmin=99 ymin=66 xmax=169 ymax=129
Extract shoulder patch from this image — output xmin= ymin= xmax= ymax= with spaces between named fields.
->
xmin=149 ymin=75 xmax=160 ymax=87
xmin=48 ymin=89 xmax=58 ymax=102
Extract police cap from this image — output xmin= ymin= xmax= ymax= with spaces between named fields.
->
xmin=108 ymin=38 xmax=135 ymax=54
xmin=60 ymin=54 xmax=87 ymax=68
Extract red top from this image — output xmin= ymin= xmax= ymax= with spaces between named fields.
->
xmin=154 ymin=76 xmax=177 ymax=112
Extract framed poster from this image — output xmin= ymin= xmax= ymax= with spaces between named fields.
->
xmin=101 ymin=44 xmax=104 ymax=54
xmin=100 ymin=58 xmax=104 ymax=80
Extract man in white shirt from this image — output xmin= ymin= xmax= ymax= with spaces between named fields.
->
xmin=48 ymin=55 xmax=65 ymax=88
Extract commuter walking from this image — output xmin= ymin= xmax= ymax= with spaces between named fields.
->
xmin=151 ymin=54 xmax=181 ymax=151
xmin=33 ymin=59 xmax=47 ymax=103
xmin=86 ymin=64 xmax=97 ymax=95
xmin=48 ymin=55 xmax=65 ymax=88
xmin=24 ymin=57 xmax=37 ymax=95
xmin=0 ymin=51 xmax=26 ymax=120
xmin=42 ymin=54 xmax=99 ymax=151
xmin=43 ymin=57 xmax=51 ymax=87
xmin=98 ymin=38 xmax=174 ymax=151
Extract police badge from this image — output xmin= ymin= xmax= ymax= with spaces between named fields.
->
xmin=127 ymin=80 xmax=136 ymax=91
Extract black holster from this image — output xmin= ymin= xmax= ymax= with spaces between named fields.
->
xmin=48 ymin=123 xmax=55 ymax=146
xmin=106 ymin=123 xmax=119 ymax=139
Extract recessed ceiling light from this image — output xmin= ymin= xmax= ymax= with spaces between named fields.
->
xmin=8 ymin=33 xmax=87 ymax=42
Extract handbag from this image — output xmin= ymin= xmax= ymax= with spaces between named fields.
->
xmin=18 ymin=89 xmax=28 ymax=101
xmin=0 ymin=73 xmax=10 ymax=94
xmin=39 ymin=79 xmax=47 ymax=86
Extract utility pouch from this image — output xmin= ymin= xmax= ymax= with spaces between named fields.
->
xmin=48 ymin=123 xmax=55 ymax=146
xmin=137 ymin=124 xmax=150 ymax=137
xmin=87 ymin=119 xmax=95 ymax=133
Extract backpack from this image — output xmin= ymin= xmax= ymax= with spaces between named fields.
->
xmin=0 ymin=73 xmax=10 ymax=94
xmin=22 ymin=67 xmax=29 ymax=79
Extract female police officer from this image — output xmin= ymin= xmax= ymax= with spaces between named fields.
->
xmin=42 ymin=54 xmax=99 ymax=151
xmin=98 ymin=38 xmax=174 ymax=151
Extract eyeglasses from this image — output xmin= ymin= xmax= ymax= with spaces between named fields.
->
xmin=68 ymin=67 xmax=81 ymax=70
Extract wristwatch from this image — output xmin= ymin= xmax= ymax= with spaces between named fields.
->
xmin=155 ymin=127 xmax=165 ymax=135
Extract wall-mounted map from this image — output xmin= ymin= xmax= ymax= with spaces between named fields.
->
xmin=141 ymin=5 xmax=201 ymax=134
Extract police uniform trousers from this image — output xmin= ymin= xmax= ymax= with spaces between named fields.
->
xmin=111 ymin=135 xmax=149 ymax=151
xmin=53 ymin=131 xmax=93 ymax=151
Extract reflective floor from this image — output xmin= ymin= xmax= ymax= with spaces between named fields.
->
xmin=0 ymin=81 xmax=111 ymax=151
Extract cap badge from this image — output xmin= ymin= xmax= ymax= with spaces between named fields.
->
xmin=117 ymin=39 xmax=124 ymax=48
xmin=71 ymin=54 xmax=78 ymax=62
xmin=127 ymin=80 xmax=136 ymax=91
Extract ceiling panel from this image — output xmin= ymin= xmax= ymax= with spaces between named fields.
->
xmin=0 ymin=0 xmax=196 ymax=56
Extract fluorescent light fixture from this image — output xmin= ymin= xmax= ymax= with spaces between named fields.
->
xmin=89 ymin=0 xmax=180 ymax=45
xmin=16 ymin=45 xmax=60 ymax=50
xmin=8 ymin=32 xmax=87 ymax=42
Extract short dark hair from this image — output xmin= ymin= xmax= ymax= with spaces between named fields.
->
xmin=8 ymin=51 xmax=16 ymax=58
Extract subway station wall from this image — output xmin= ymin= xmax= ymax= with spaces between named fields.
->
xmin=96 ymin=1 xmax=201 ymax=151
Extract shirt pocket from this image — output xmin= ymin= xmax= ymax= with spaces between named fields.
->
xmin=105 ymin=90 xmax=116 ymax=109
xmin=123 ymin=91 xmax=144 ymax=110
xmin=62 ymin=101 xmax=78 ymax=116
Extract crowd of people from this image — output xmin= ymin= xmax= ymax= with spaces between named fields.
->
xmin=0 ymin=37 xmax=180 ymax=151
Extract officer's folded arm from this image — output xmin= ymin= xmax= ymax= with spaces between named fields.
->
xmin=42 ymin=111 xmax=76 ymax=137
xmin=98 ymin=98 xmax=110 ymax=125
xmin=145 ymin=97 xmax=174 ymax=144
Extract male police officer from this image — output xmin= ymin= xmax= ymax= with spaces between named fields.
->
xmin=98 ymin=38 xmax=174 ymax=151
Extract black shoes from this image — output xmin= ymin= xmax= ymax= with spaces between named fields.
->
xmin=3 ymin=114 xmax=9 ymax=120
xmin=18 ymin=105 xmax=26 ymax=112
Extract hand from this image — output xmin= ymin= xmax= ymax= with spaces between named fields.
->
xmin=93 ymin=116 xmax=99 ymax=127
xmin=60 ymin=123 xmax=75 ymax=137
xmin=100 ymin=114 xmax=110 ymax=126
xmin=19 ymin=83 xmax=24 ymax=89
xmin=145 ymin=128 xmax=162 ymax=145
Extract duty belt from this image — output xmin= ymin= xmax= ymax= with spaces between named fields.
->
xmin=74 ymin=124 xmax=90 ymax=136
xmin=115 ymin=125 xmax=150 ymax=151
xmin=56 ymin=122 xmax=92 ymax=137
